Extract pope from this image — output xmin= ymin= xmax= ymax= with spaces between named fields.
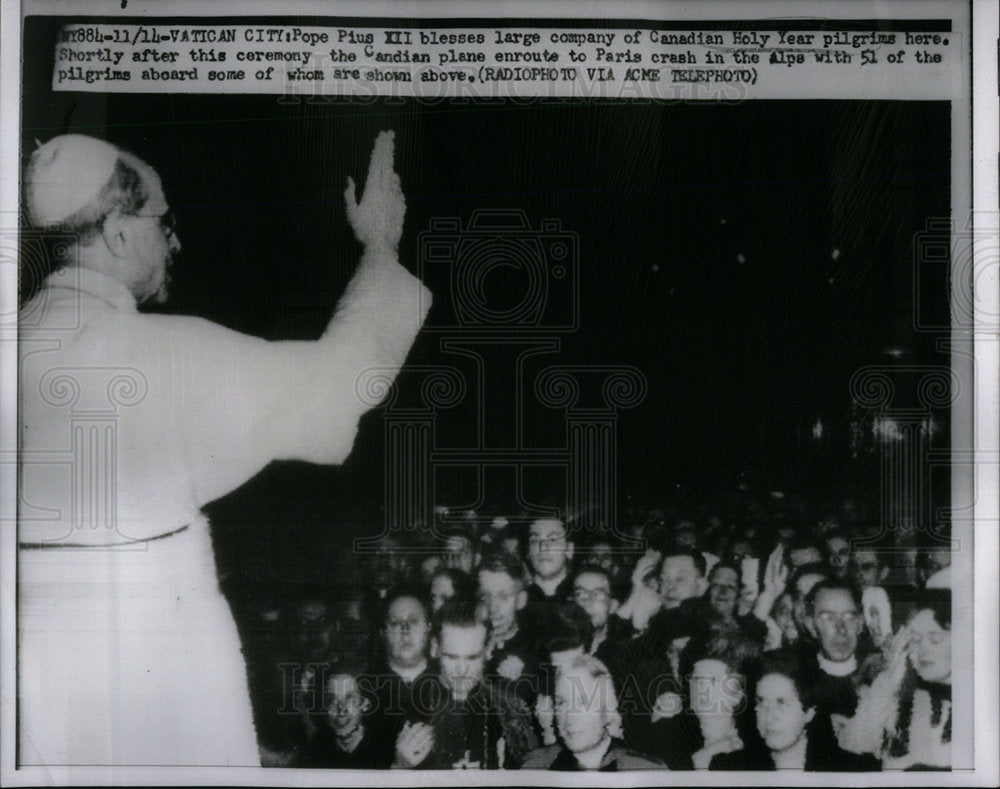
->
xmin=18 ymin=130 xmax=430 ymax=766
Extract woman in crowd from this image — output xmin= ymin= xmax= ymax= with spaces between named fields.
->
xmin=710 ymin=651 xmax=879 ymax=771
xmin=649 ymin=622 xmax=760 ymax=769
xmin=837 ymin=588 xmax=952 ymax=770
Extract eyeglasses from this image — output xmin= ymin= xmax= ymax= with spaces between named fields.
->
xmin=325 ymin=694 xmax=364 ymax=711
xmin=385 ymin=617 xmax=426 ymax=632
xmin=529 ymin=536 xmax=566 ymax=548
xmin=133 ymin=209 xmax=177 ymax=236
xmin=572 ymin=588 xmax=610 ymax=603
xmin=478 ymin=590 xmax=516 ymax=605
xmin=814 ymin=611 xmax=861 ymax=629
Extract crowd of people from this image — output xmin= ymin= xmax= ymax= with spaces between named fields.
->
xmin=241 ymin=502 xmax=953 ymax=772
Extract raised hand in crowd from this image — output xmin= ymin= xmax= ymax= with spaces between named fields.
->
xmin=617 ymin=549 xmax=662 ymax=630
xmin=752 ymin=544 xmax=789 ymax=622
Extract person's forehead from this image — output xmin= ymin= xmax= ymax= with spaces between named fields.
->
xmin=910 ymin=609 xmax=946 ymax=633
xmin=852 ymin=548 xmax=879 ymax=562
xmin=796 ymin=573 xmax=825 ymax=594
xmin=440 ymin=623 xmax=486 ymax=651
xmin=478 ymin=569 xmax=516 ymax=590
xmin=814 ymin=587 xmax=857 ymax=611
xmin=431 ymin=575 xmax=453 ymax=591
xmin=692 ymin=657 xmax=729 ymax=678
xmin=758 ymin=672 xmax=795 ymax=698
xmin=387 ymin=597 xmax=424 ymax=619
xmin=662 ymin=555 xmax=697 ymax=574
xmin=711 ymin=566 xmax=739 ymax=583
xmin=327 ymin=674 xmax=359 ymax=695
xmin=574 ymin=571 xmax=609 ymax=590
xmin=556 ymin=668 xmax=600 ymax=700
xmin=445 ymin=535 xmax=470 ymax=550
xmin=827 ymin=536 xmax=850 ymax=549
xmin=530 ymin=519 xmax=566 ymax=538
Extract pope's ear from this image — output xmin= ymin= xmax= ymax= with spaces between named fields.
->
xmin=101 ymin=211 xmax=129 ymax=257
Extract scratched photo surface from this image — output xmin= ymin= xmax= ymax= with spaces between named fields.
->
xmin=14 ymin=10 xmax=966 ymax=778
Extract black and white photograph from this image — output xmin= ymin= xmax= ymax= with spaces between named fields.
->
xmin=1 ymin=0 xmax=997 ymax=785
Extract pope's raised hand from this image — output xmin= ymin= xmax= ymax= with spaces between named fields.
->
xmin=344 ymin=130 xmax=405 ymax=250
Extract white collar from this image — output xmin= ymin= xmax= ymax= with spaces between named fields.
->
xmin=818 ymin=652 xmax=857 ymax=677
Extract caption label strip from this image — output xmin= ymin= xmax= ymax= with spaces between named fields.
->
xmin=53 ymin=24 xmax=957 ymax=99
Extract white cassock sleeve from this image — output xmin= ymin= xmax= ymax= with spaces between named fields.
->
xmin=129 ymin=249 xmax=431 ymax=509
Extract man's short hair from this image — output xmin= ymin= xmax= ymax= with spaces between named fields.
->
xmin=477 ymin=549 xmax=530 ymax=589
xmin=571 ymin=563 xmax=613 ymax=588
xmin=543 ymin=602 xmax=594 ymax=655
xmin=823 ymin=528 xmax=851 ymax=547
xmin=787 ymin=531 xmax=824 ymax=555
xmin=708 ymin=561 xmax=741 ymax=582
xmin=659 ymin=547 xmax=707 ymax=578
xmin=431 ymin=599 xmax=489 ymax=642
xmin=381 ymin=585 xmax=429 ymax=626
xmin=789 ymin=562 xmax=831 ymax=597
xmin=429 ymin=567 xmax=476 ymax=602
xmin=805 ymin=577 xmax=862 ymax=615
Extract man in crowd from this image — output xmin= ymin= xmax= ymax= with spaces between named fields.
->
xmin=18 ymin=131 xmax=430 ymax=765
xmin=477 ymin=551 xmax=542 ymax=704
xmin=616 ymin=549 xmax=709 ymax=749
xmin=571 ymin=565 xmax=628 ymax=688
xmin=392 ymin=601 xmax=538 ymax=769
xmin=296 ymin=658 xmax=392 ymax=769
xmin=521 ymin=655 xmax=664 ymax=770
xmin=799 ymin=578 xmax=880 ymax=742
xmin=850 ymin=546 xmax=890 ymax=591
xmin=823 ymin=530 xmax=853 ymax=580
xmin=525 ymin=517 xmax=576 ymax=620
xmin=440 ymin=525 xmax=478 ymax=575
xmin=789 ymin=563 xmax=832 ymax=649
xmin=370 ymin=587 xmax=438 ymax=744
xmin=786 ymin=534 xmax=826 ymax=573
xmin=619 ymin=547 xmax=709 ymax=637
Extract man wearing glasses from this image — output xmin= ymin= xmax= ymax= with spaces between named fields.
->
xmin=525 ymin=517 xmax=575 ymax=622
xmin=796 ymin=578 xmax=882 ymax=748
xmin=570 ymin=565 xmax=628 ymax=692
xmin=18 ymin=132 xmax=430 ymax=766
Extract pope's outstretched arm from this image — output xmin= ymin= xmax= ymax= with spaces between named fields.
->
xmin=154 ymin=131 xmax=432 ymax=507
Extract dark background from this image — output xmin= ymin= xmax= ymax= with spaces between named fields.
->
xmin=21 ymin=16 xmax=952 ymax=593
